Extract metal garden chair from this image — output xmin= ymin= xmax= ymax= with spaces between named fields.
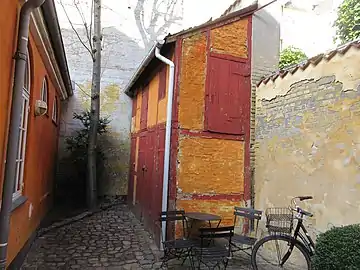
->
xmin=192 ymin=226 xmax=234 ymax=269
xmin=157 ymin=210 xmax=198 ymax=268
xmin=230 ymin=207 xmax=262 ymax=256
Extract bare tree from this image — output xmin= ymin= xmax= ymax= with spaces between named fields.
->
xmin=59 ymin=0 xmax=102 ymax=209
xmin=133 ymin=0 xmax=184 ymax=49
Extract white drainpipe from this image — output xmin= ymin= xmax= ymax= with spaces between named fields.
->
xmin=154 ymin=39 xmax=175 ymax=249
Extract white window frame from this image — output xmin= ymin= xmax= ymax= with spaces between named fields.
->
xmin=40 ymin=77 xmax=48 ymax=105
xmin=13 ymin=49 xmax=31 ymax=200
xmin=52 ymin=96 xmax=58 ymax=123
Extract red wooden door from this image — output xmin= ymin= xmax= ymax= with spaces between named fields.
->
xmin=137 ymin=135 xmax=147 ymax=211
xmin=145 ymin=130 xmax=156 ymax=223
xmin=153 ymin=127 xmax=165 ymax=245
xmin=128 ymin=136 xmax=137 ymax=204
xmin=205 ymin=56 xmax=251 ymax=135
xmin=140 ymin=86 xmax=149 ymax=130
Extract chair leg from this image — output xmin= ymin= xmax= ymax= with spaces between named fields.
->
xmin=160 ymin=260 xmax=167 ymax=269
xmin=197 ymin=258 xmax=201 ymax=270
xmin=160 ymin=248 xmax=171 ymax=269
xmin=224 ymin=258 xmax=229 ymax=270
xmin=188 ymin=250 xmax=195 ymax=269
xmin=180 ymin=249 xmax=190 ymax=265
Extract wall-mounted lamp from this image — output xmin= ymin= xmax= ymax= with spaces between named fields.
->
xmin=34 ymin=100 xmax=47 ymax=116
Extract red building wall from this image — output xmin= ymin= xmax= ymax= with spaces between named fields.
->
xmin=176 ymin=16 xmax=252 ymax=226
xmin=129 ymin=15 xmax=253 ymax=243
xmin=129 ymin=52 xmax=174 ymax=241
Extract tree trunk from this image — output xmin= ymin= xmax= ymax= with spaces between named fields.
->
xmin=87 ymin=0 xmax=102 ymax=210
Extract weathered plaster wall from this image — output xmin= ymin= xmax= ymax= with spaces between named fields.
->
xmin=255 ymin=46 xmax=360 ymax=238
xmin=177 ymin=137 xmax=245 ymax=224
xmin=178 ymin=137 xmax=244 ymax=194
xmin=178 ymin=33 xmax=207 ymax=130
xmin=58 ymin=27 xmax=139 ymax=196
xmin=210 ymin=19 xmax=248 ymax=58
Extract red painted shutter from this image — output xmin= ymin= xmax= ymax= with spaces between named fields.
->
xmin=140 ymin=86 xmax=149 ymax=130
xmin=205 ymin=56 xmax=251 ymax=135
xmin=158 ymin=65 xmax=167 ymax=100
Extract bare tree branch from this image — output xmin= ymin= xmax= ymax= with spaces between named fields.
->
xmin=90 ymin=0 xmax=94 ymax=46
xmin=58 ymin=0 xmax=94 ymax=60
xmin=134 ymin=0 xmax=183 ymax=48
xmin=75 ymin=81 xmax=91 ymax=97
xmin=149 ymin=0 xmax=160 ymax=32
xmin=134 ymin=0 xmax=150 ymax=47
xmin=73 ymin=0 xmax=93 ymax=52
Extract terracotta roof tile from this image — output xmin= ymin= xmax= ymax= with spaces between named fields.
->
xmin=257 ymin=39 xmax=360 ymax=87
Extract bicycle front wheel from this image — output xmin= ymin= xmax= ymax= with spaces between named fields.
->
xmin=251 ymin=234 xmax=311 ymax=270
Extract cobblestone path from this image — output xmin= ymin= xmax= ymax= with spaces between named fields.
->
xmin=22 ymin=204 xmax=253 ymax=269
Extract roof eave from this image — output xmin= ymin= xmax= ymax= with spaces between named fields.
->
xmin=166 ymin=3 xmax=258 ymax=43
xmin=41 ymin=0 xmax=73 ymax=98
xmin=124 ymin=39 xmax=176 ymax=97
xmin=124 ymin=44 xmax=157 ymax=97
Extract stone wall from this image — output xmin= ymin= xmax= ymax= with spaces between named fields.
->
xmin=255 ymin=45 xmax=360 ymax=238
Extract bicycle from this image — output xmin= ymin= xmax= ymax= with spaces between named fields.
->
xmin=251 ymin=196 xmax=315 ymax=269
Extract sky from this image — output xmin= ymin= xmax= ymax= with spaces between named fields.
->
xmin=55 ymin=0 xmax=346 ymax=56
xmin=55 ymin=0 xmax=235 ymax=49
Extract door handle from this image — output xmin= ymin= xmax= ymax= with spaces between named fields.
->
xmin=142 ymin=165 xmax=147 ymax=172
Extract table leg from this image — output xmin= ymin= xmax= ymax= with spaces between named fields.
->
xmin=187 ymin=218 xmax=194 ymax=238
xmin=216 ymin=219 xmax=221 ymax=228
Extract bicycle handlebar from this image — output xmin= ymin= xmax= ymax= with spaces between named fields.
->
xmin=298 ymin=196 xmax=313 ymax=201
xmin=290 ymin=196 xmax=314 ymax=218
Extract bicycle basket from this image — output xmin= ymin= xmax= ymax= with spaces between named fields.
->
xmin=265 ymin=207 xmax=294 ymax=235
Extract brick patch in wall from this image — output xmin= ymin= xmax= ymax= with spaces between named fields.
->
xmin=256 ymin=75 xmax=354 ymax=141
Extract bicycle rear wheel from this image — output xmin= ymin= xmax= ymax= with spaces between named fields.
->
xmin=251 ymin=234 xmax=311 ymax=270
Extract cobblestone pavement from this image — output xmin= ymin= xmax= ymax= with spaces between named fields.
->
xmin=22 ymin=204 xmax=253 ymax=269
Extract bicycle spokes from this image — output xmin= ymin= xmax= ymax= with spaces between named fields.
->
xmin=253 ymin=237 xmax=310 ymax=269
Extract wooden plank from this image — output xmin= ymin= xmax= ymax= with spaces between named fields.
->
xmin=140 ymin=85 xmax=149 ymax=130
xmin=158 ymin=65 xmax=167 ymax=100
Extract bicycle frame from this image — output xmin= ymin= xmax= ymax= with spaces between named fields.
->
xmin=293 ymin=217 xmax=315 ymax=256
xmin=278 ymin=214 xmax=315 ymax=267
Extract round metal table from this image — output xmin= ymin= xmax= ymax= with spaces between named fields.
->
xmin=185 ymin=212 xmax=222 ymax=238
